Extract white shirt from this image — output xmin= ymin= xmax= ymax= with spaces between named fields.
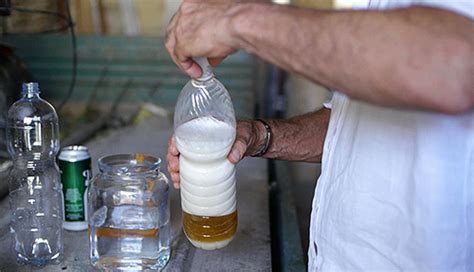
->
xmin=308 ymin=1 xmax=474 ymax=271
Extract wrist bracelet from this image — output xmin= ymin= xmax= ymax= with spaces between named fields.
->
xmin=252 ymin=119 xmax=272 ymax=157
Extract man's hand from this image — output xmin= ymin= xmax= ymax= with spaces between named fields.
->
xmin=166 ymin=120 xmax=265 ymax=189
xmin=165 ymin=0 xmax=240 ymax=79
xmin=167 ymin=109 xmax=331 ymax=189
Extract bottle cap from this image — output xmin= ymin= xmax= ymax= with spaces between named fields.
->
xmin=22 ymin=82 xmax=40 ymax=94
xmin=194 ymin=57 xmax=214 ymax=81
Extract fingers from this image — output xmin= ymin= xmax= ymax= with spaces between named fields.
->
xmin=166 ymin=27 xmax=201 ymax=78
xmin=167 ymin=155 xmax=180 ymax=189
xmin=167 ymin=152 xmax=179 ymax=174
xmin=165 ymin=3 xmax=196 ymax=77
xmin=164 ymin=1 xmax=237 ymax=78
xmin=168 ymin=136 xmax=179 ymax=156
xmin=165 ymin=15 xmax=183 ymax=74
xmin=167 ymin=136 xmax=181 ymax=189
xmin=173 ymin=35 xmax=205 ymax=79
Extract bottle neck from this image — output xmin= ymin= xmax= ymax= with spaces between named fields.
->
xmin=197 ymin=70 xmax=214 ymax=82
xmin=23 ymin=92 xmax=40 ymax=99
xmin=191 ymin=76 xmax=215 ymax=87
xmin=194 ymin=57 xmax=214 ymax=82
xmin=21 ymin=82 xmax=41 ymax=99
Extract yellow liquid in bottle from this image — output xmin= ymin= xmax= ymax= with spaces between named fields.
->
xmin=182 ymin=211 xmax=237 ymax=250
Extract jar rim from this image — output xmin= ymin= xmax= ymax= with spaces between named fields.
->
xmin=98 ymin=154 xmax=161 ymax=175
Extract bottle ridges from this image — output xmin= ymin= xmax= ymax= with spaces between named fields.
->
xmin=175 ymin=117 xmax=237 ymax=217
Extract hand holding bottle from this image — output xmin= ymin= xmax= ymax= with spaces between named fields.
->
xmin=167 ymin=120 xmax=267 ymax=189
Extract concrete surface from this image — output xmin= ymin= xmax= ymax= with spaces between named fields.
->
xmin=0 ymin=115 xmax=271 ymax=271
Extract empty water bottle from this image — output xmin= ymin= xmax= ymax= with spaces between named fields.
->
xmin=6 ymin=82 xmax=64 ymax=266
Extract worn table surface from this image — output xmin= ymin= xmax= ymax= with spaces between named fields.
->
xmin=0 ymin=116 xmax=271 ymax=271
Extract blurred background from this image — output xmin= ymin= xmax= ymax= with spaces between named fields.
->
xmin=0 ymin=0 xmax=364 ymax=267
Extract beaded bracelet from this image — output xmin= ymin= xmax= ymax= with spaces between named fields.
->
xmin=252 ymin=119 xmax=272 ymax=157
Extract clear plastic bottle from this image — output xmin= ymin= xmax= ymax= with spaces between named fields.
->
xmin=174 ymin=58 xmax=238 ymax=250
xmin=6 ymin=82 xmax=64 ymax=266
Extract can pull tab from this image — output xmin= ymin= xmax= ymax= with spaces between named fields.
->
xmin=193 ymin=57 xmax=214 ymax=81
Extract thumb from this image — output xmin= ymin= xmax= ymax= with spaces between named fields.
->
xmin=227 ymin=140 xmax=247 ymax=164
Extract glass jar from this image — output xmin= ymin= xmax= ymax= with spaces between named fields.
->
xmin=87 ymin=154 xmax=170 ymax=271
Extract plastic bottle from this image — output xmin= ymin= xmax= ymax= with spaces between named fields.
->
xmin=174 ymin=58 xmax=237 ymax=250
xmin=6 ymin=82 xmax=64 ymax=266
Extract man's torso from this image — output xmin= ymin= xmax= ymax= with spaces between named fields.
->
xmin=308 ymin=1 xmax=474 ymax=271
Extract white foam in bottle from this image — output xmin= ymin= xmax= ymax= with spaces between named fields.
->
xmin=175 ymin=116 xmax=237 ymax=250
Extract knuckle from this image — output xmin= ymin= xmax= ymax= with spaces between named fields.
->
xmin=170 ymin=155 xmax=177 ymax=163
xmin=165 ymin=41 xmax=175 ymax=55
xmin=171 ymin=142 xmax=178 ymax=152
xmin=236 ymin=134 xmax=249 ymax=146
xmin=179 ymin=2 xmax=193 ymax=13
xmin=170 ymin=162 xmax=178 ymax=171
xmin=171 ymin=172 xmax=179 ymax=180
xmin=168 ymin=141 xmax=177 ymax=152
xmin=175 ymin=25 xmax=184 ymax=39
xmin=234 ymin=139 xmax=248 ymax=152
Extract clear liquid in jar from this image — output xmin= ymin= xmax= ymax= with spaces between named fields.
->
xmin=88 ymin=205 xmax=170 ymax=270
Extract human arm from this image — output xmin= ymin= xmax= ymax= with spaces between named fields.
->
xmin=167 ymin=108 xmax=331 ymax=188
xmin=230 ymin=108 xmax=331 ymax=163
xmin=166 ymin=2 xmax=474 ymax=113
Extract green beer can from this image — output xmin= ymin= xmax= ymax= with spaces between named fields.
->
xmin=58 ymin=145 xmax=92 ymax=231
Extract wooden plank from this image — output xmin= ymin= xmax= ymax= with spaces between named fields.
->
xmin=75 ymin=0 xmax=94 ymax=34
